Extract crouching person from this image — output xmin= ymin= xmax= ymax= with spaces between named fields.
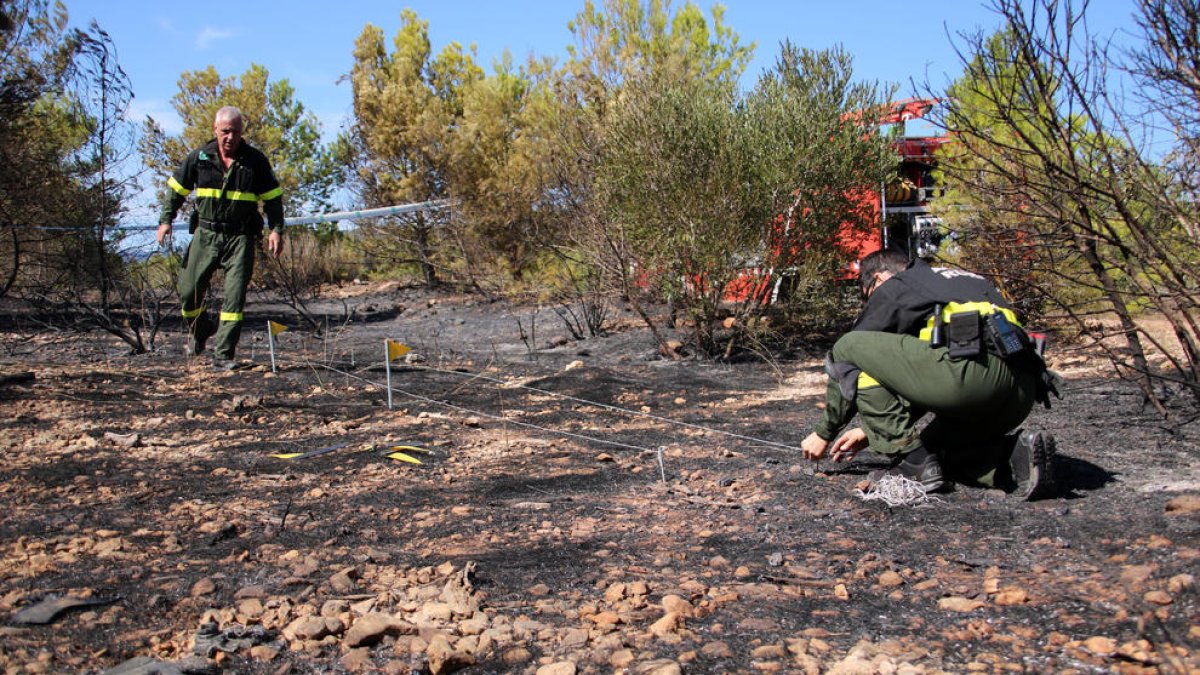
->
xmin=800 ymin=249 xmax=1058 ymax=500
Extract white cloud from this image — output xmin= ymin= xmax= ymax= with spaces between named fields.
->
xmin=194 ymin=26 xmax=234 ymax=49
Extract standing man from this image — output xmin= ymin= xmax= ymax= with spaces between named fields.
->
xmin=156 ymin=106 xmax=284 ymax=371
xmin=800 ymin=249 xmax=1058 ymax=500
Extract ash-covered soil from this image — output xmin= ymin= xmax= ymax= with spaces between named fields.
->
xmin=0 ymin=283 xmax=1197 ymax=674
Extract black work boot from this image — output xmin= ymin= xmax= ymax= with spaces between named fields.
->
xmin=1009 ymin=430 xmax=1057 ymax=501
xmin=896 ymin=446 xmax=946 ymax=493
xmin=211 ymin=355 xmax=241 ymax=371
xmin=187 ymin=330 xmax=209 ymax=357
xmin=186 ymin=316 xmax=214 ymax=357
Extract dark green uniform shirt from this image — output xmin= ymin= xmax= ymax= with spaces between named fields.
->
xmin=159 ymin=138 xmax=284 ymax=233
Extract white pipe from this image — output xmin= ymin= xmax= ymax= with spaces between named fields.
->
xmin=283 ymin=200 xmax=450 ymax=227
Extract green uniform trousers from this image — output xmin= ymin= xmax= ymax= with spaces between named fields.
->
xmin=822 ymin=331 xmax=1037 ymax=487
xmin=178 ymin=228 xmax=256 ymax=360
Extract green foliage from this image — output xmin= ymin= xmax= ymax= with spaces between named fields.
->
xmin=447 ymin=54 xmax=553 ymax=282
xmin=585 ymin=41 xmax=893 ymax=353
xmin=341 ymin=10 xmax=485 ymax=286
xmin=748 ymin=44 xmax=895 ymax=310
xmin=0 ymin=0 xmax=78 ymax=297
xmin=0 ymin=3 xmax=167 ymax=351
xmin=565 ymin=0 xmax=753 ymax=90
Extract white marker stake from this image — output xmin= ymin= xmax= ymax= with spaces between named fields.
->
xmin=385 ymin=339 xmax=394 ymax=409
xmin=382 ymin=340 xmax=410 ymax=410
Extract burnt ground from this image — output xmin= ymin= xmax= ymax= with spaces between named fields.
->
xmin=0 ymin=282 xmax=1197 ymax=675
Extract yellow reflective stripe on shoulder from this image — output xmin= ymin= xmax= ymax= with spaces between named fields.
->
xmin=919 ymin=302 xmax=1021 ymax=341
xmin=167 ymin=177 xmax=191 ymax=197
xmin=858 ymin=371 xmax=881 ymax=390
xmin=219 ymin=311 xmax=243 ymax=322
xmin=181 ymin=306 xmax=205 ymax=318
xmin=194 ymin=187 xmax=258 ymax=202
xmin=259 ymin=186 xmax=283 ymax=201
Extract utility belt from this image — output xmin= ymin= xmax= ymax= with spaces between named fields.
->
xmin=919 ymin=301 xmax=1033 ymax=360
xmin=197 ymin=218 xmax=257 ymax=236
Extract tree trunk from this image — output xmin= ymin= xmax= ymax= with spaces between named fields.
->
xmin=414 ymin=216 xmax=438 ymax=288
xmin=1077 ymin=236 xmax=1164 ymax=415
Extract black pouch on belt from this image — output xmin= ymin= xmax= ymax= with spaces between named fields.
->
xmin=946 ymin=311 xmax=983 ymax=358
xmin=188 ymin=209 xmax=199 ymax=234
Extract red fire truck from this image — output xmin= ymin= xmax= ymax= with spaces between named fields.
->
xmin=865 ymin=97 xmax=951 ymax=263
xmin=725 ymin=98 xmax=951 ymax=303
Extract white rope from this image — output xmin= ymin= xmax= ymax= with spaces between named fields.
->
xmin=259 ymin=327 xmax=807 ymax=456
xmin=400 ymin=361 xmax=804 ymax=452
xmin=855 ymin=474 xmax=942 ymax=506
xmin=312 ymin=362 xmax=654 ymax=453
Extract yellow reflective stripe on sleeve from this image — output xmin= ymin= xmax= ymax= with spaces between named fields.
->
xmin=259 ymin=186 xmax=282 ymax=201
xmin=194 ymin=188 xmax=258 ymax=202
xmin=857 ymin=371 xmax=881 ymax=389
xmin=919 ymin=302 xmax=1021 ymax=341
xmin=167 ymin=177 xmax=191 ymax=196
xmin=182 ymin=306 xmax=205 ymax=318
xmin=219 ymin=312 xmax=243 ymax=322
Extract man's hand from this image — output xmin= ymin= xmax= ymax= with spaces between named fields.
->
xmin=801 ymin=432 xmax=830 ymax=461
xmin=830 ymin=427 xmax=869 ymax=462
xmin=267 ymin=230 xmax=283 ymax=259
xmin=156 ymin=222 xmax=172 ymax=247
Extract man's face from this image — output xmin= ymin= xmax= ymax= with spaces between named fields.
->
xmin=861 ymin=270 xmax=893 ymax=299
xmin=214 ymin=116 xmax=244 ymax=157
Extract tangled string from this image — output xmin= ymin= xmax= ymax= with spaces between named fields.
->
xmin=855 ymin=474 xmax=943 ymax=506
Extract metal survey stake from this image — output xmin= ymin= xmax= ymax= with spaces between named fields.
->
xmin=268 ymin=322 xmax=278 ymax=373
xmin=383 ymin=339 xmax=410 ymax=410
xmin=385 ymin=339 xmax=393 ymax=409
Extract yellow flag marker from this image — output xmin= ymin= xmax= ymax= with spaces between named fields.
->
xmin=387 ymin=452 xmax=423 ymax=464
xmin=384 ymin=339 xmax=412 ymax=410
xmin=267 ymin=320 xmax=290 ymax=372
xmin=384 ymin=339 xmax=412 ymax=409
xmin=386 ymin=339 xmax=410 ymax=361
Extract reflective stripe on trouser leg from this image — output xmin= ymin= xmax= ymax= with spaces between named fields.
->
xmin=211 ymin=232 xmax=256 ymax=360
